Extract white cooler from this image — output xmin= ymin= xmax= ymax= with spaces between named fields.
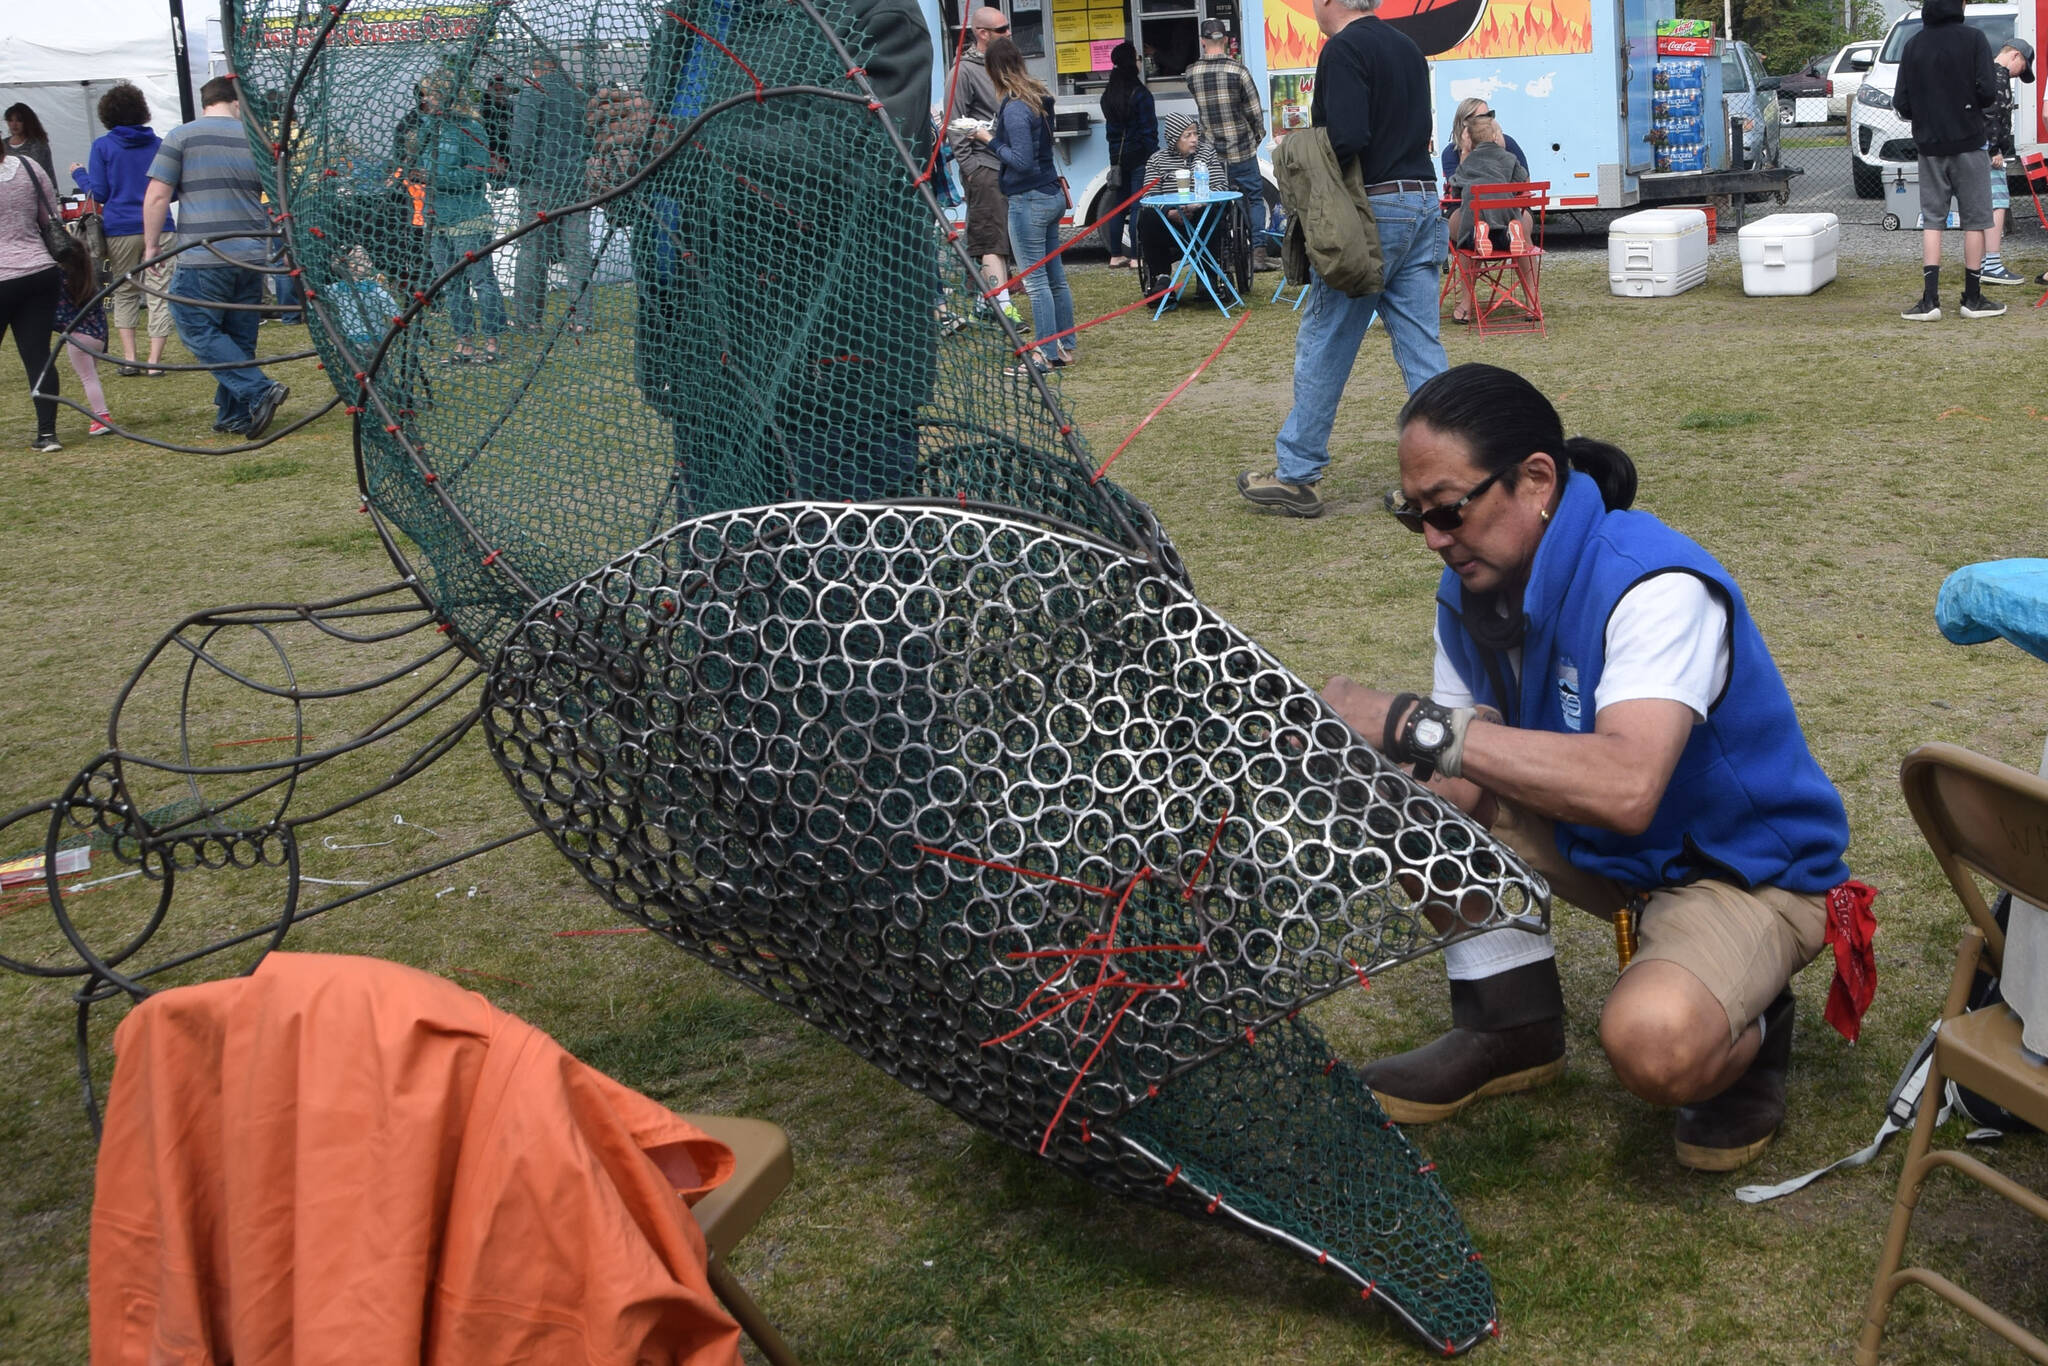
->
xmin=1608 ymin=208 xmax=1709 ymax=297
xmin=1738 ymin=212 xmax=1839 ymax=295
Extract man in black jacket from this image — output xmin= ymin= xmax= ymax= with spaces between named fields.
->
xmin=1893 ymin=0 xmax=2004 ymax=319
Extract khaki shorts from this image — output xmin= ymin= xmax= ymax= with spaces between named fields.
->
xmin=104 ymin=232 xmax=177 ymax=338
xmin=1493 ymin=801 xmax=1828 ymax=1040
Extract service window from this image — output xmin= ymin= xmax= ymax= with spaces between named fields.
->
xmin=1043 ymin=0 xmax=1237 ymax=97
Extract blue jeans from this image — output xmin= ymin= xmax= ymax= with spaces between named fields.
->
xmin=169 ymin=265 xmax=272 ymax=429
xmin=430 ymin=232 xmax=507 ymax=338
xmin=1227 ymin=156 xmax=1267 ymax=236
xmin=1274 ymin=190 xmax=1448 ymax=485
xmin=270 ymin=241 xmax=302 ymax=323
xmin=1006 ymin=186 xmax=1074 ymax=362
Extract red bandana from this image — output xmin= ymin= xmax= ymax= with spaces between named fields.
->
xmin=1822 ymin=879 xmax=1880 ymax=1042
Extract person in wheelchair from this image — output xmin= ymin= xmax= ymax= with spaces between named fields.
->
xmin=1139 ymin=112 xmax=1233 ymax=308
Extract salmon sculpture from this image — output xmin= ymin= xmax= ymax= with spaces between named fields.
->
xmin=0 ymin=0 xmax=1549 ymax=1352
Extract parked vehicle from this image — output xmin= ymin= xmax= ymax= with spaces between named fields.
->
xmin=1826 ymin=40 xmax=1880 ymax=118
xmin=1777 ymin=52 xmax=1832 ymax=115
xmin=1849 ymin=3 xmax=2035 ymax=198
xmin=1722 ymin=39 xmax=1784 ymax=167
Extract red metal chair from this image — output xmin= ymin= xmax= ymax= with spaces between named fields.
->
xmin=1441 ymin=181 xmax=1550 ymax=337
xmin=2023 ymin=154 xmax=2048 ymax=309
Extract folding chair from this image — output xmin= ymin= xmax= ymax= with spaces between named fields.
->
xmin=1441 ymin=181 xmax=1550 ymax=337
xmin=1855 ymin=743 xmax=2048 ymax=1364
xmin=685 ymin=1113 xmax=803 ymax=1366
xmin=2023 ymin=154 xmax=2048 ymax=309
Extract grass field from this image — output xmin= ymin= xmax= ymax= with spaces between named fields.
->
xmin=5 ymin=247 xmax=2048 ymax=1363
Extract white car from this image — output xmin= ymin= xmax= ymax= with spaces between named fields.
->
xmin=1850 ymin=3 xmax=2021 ymax=198
xmin=1826 ymin=40 xmax=1880 ymax=119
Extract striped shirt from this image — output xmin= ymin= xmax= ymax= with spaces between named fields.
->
xmin=148 ymin=116 xmax=269 ymax=266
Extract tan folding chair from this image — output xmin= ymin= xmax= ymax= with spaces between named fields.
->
xmin=1856 ymin=743 xmax=2048 ymax=1363
xmin=683 ymin=1113 xmax=802 ymax=1366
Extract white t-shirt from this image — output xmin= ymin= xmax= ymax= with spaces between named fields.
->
xmin=1431 ymin=572 xmax=1732 ymax=724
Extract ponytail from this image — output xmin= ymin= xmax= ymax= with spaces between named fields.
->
xmin=1558 ymin=436 xmax=1636 ymax=511
xmin=1401 ymin=363 xmax=1638 ymax=509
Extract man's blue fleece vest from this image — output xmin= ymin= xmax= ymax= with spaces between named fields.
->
xmin=1435 ymin=474 xmax=1851 ymax=894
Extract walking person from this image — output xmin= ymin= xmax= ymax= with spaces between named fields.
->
xmin=52 ymin=239 xmax=115 ymax=435
xmin=144 ymin=75 xmax=291 ymax=438
xmin=1183 ymin=18 xmax=1274 ymax=270
xmin=971 ymin=36 xmax=1074 ymax=374
xmin=0 ymin=136 xmax=66 ymax=451
xmin=4 ymin=104 xmax=56 ymax=184
xmin=947 ymin=7 xmax=1021 ymax=322
xmin=1237 ymin=0 xmax=1447 ymax=519
xmin=416 ymin=74 xmax=509 ymax=362
xmin=1098 ymin=42 xmax=1157 ymax=269
xmin=509 ymin=52 xmax=596 ymax=332
xmin=71 ymin=83 xmax=178 ymax=376
xmin=1892 ymin=0 xmax=2005 ymax=319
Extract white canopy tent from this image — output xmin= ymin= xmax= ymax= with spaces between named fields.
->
xmin=0 ymin=0 xmax=207 ymax=185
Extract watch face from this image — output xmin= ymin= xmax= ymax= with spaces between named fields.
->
xmin=1413 ymin=717 xmax=1447 ymax=750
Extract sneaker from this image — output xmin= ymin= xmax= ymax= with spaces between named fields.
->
xmin=1900 ymin=296 xmax=1942 ymax=321
xmin=1236 ymin=470 xmax=1325 ymax=518
xmin=1980 ymin=264 xmax=2026 ymax=285
xmin=1960 ymin=294 xmax=2007 ymax=318
xmin=244 ymin=382 xmax=290 ymax=440
xmin=1001 ymin=303 xmax=1024 ymax=326
xmin=88 ymin=412 xmax=113 ymax=436
xmin=117 ymin=362 xmax=144 ymax=378
xmin=30 ymin=434 xmax=62 ymax=453
xmin=2036 ymin=270 xmax=2048 ymax=287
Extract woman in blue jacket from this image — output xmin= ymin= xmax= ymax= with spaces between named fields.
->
xmin=972 ymin=37 xmax=1073 ymax=373
xmin=1098 ymin=42 xmax=1157 ymax=269
xmin=412 ymin=75 xmax=507 ymax=362
xmin=1322 ymin=364 xmax=1862 ymax=1175
xmin=69 ymin=83 xmax=175 ymax=376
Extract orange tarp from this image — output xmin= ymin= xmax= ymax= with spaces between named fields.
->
xmin=89 ymin=952 xmax=744 ymax=1366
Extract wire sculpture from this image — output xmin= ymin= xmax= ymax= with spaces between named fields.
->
xmin=1 ymin=0 xmax=1552 ymax=1351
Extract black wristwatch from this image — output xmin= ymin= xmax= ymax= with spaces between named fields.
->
xmin=1394 ymin=695 xmax=1457 ymax=782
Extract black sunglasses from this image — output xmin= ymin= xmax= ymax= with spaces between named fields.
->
xmin=978 ymin=22 xmax=1011 ymax=32
xmin=1384 ymin=463 xmax=1515 ymax=534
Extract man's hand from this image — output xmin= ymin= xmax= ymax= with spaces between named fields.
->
xmin=1994 ymin=152 xmax=2007 ymax=169
xmin=141 ymin=178 xmax=175 ymax=261
xmin=1321 ymin=675 xmax=1401 ymax=745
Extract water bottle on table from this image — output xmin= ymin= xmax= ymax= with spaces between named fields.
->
xmin=1193 ymin=161 xmax=1210 ymax=196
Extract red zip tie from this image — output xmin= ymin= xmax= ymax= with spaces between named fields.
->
xmin=1164 ymin=1164 xmax=1181 ymax=1187
xmin=1417 ymin=1162 xmax=1437 ymax=1175
xmin=481 ymin=550 xmax=501 ymax=567
xmin=309 ymin=224 xmax=326 ymax=236
xmin=1362 ymin=1281 xmax=1376 ymax=1299
xmin=985 ymin=177 xmax=1160 ymax=299
xmin=301 ymin=286 xmax=316 ymax=298
xmin=422 ymin=470 xmax=437 ymax=482
xmin=1317 ymin=1251 xmax=1328 ymax=1265
xmin=1146 ymin=1084 xmax=1159 ymax=1098
xmin=1016 ymin=285 xmax=1173 ymax=356
xmin=1079 ymin=1120 xmax=1090 ymax=1143
xmin=1323 ymin=1057 xmax=1338 ymax=1075
xmin=1443 ymin=1340 xmax=1455 ymax=1356
xmin=435 ymin=622 xmax=452 ymax=634
xmin=1184 ymin=808 xmax=1229 ymax=900
xmin=1468 ymin=1251 xmax=1484 ymax=1262
xmin=288 ymin=267 xmax=302 ymax=278
xmin=665 ymin=10 xmax=765 ymax=101
xmin=1092 ymin=309 xmax=1250 ymax=484
xmin=1349 ymin=959 xmax=1371 ymax=989
xmin=1244 ymin=1027 xmax=1256 ymax=1046
xmin=1205 ymin=1196 xmax=1220 ymax=1213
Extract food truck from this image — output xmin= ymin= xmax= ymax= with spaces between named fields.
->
xmin=926 ymin=0 xmax=1798 ymax=233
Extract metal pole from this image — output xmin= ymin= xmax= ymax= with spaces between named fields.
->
xmin=167 ymin=0 xmax=198 ymax=123
xmin=1723 ymin=0 xmax=1734 ymax=41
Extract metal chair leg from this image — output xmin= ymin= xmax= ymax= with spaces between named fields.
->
xmin=1854 ymin=930 xmax=1985 ymax=1365
xmin=707 ymin=1254 xmax=801 ymax=1366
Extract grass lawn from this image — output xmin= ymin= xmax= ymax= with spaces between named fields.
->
xmin=5 ymin=248 xmax=2048 ymax=1363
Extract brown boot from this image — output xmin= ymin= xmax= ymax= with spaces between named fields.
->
xmin=1673 ymin=988 xmax=1794 ymax=1172
xmin=1252 ymin=246 xmax=1277 ymax=273
xmin=1358 ymin=959 xmax=1567 ymax=1124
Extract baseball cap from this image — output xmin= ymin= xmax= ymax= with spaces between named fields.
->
xmin=2006 ymin=36 xmax=2036 ymax=82
xmin=1198 ymin=19 xmax=1230 ymax=39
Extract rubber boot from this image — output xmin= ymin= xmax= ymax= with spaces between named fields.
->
xmin=1673 ymin=987 xmax=1794 ymax=1172
xmin=1358 ymin=959 xmax=1567 ymax=1124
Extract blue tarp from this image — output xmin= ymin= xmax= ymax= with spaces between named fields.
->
xmin=1936 ymin=559 xmax=2048 ymax=664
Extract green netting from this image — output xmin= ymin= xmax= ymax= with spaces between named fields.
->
xmin=220 ymin=0 xmax=1543 ymax=1350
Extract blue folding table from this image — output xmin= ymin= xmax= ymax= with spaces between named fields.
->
xmin=1139 ymin=189 xmax=1244 ymax=319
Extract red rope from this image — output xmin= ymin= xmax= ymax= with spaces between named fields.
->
xmin=983 ymin=176 xmax=1160 ymax=298
xmin=1091 ymin=309 xmax=1251 ymax=484
xmin=914 ymin=843 xmax=1112 ymax=896
xmin=920 ymin=6 xmax=972 ymax=188
xmin=1183 ymin=808 xmax=1229 ymax=899
xmin=1016 ymin=286 xmax=1173 ymax=356
xmin=664 ymin=10 xmax=764 ymax=101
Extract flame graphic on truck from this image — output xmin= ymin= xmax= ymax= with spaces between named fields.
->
xmin=1264 ymin=0 xmax=1591 ymax=69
